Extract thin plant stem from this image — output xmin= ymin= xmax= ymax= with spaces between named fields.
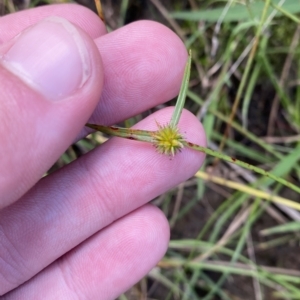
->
xmin=170 ymin=50 xmax=192 ymax=127
xmin=183 ymin=141 xmax=300 ymax=195
xmin=86 ymin=123 xmax=300 ymax=196
xmin=195 ymin=171 xmax=300 ymax=211
xmin=86 ymin=124 xmax=153 ymax=143
xmin=86 ymin=50 xmax=300 ymax=199
xmin=94 ymin=0 xmax=105 ymax=22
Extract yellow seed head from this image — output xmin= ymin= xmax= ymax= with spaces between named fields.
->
xmin=151 ymin=123 xmax=185 ymax=156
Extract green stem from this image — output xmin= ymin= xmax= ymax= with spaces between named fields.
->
xmin=169 ymin=50 xmax=192 ymax=127
xmin=183 ymin=141 xmax=300 ymax=194
xmin=86 ymin=47 xmax=300 ymax=196
xmin=86 ymin=124 xmax=153 ymax=142
xmin=86 ymin=123 xmax=300 ymax=195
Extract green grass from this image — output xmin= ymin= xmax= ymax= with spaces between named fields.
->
xmin=4 ymin=0 xmax=300 ymax=298
xmin=116 ymin=1 xmax=300 ymax=299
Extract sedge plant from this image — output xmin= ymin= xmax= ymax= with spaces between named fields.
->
xmin=86 ymin=51 xmax=300 ymax=202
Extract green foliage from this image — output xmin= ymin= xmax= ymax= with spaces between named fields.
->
xmin=5 ymin=0 xmax=299 ymax=298
xmin=171 ymin=0 xmax=300 ymax=22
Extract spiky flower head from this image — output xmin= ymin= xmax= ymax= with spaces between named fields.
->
xmin=151 ymin=122 xmax=186 ymax=157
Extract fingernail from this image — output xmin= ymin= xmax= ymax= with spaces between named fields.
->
xmin=1 ymin=17 xmax=91 ymax=100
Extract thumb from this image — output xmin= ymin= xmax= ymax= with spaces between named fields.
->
xmin=0 ymin=17 xmax=103 ymax=208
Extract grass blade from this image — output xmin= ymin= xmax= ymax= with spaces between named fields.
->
xmin=170 ymin=50 xmax=192 ymax=127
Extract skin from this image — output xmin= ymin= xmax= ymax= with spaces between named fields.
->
xmin=0 ymin=4 xmax=206 ymax=299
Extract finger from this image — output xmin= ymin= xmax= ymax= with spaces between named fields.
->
xmin=4 ymin=205 xmax=169 ymax=299
xmin=80 ymin=20 xmax=188 ymax=135
xmin=0 ymin=17 xmax=103 ymax=208
xmin=0 ymin=108 xmax=206 ymax=294
xmin=0 ymin=4 xmax=106 ymax=42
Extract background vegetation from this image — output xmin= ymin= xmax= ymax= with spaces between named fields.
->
xmin=2 ymin=0 xmax=300 ymax=299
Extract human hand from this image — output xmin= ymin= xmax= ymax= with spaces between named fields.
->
xmin=0 ymin=4 xmax=206 ymax=298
